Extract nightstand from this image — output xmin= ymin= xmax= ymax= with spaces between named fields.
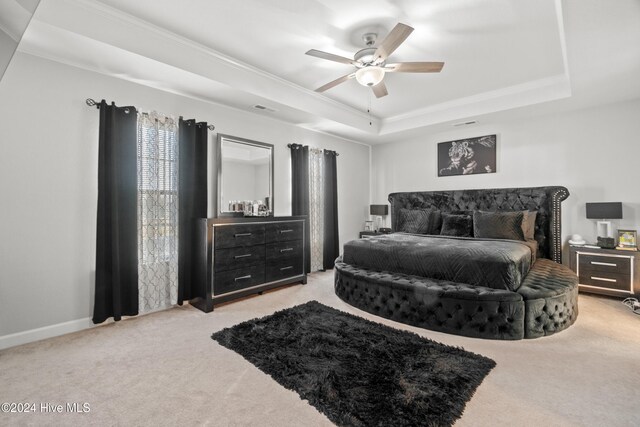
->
xmin=359 ymin=231 xmax=388 ymax=238
xmin=569 ymin=246 xmax=639 ymax=297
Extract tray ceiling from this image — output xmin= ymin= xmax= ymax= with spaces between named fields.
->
xmin=15 ymin=0 xmax=640 ymax=144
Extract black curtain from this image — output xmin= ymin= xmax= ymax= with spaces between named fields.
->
xmin=290 ymin=144 xmax=310 ymax=274
xmin=93 ymin=101 xmax=138 ymax=324
xmin=323 ymin=150 xmax=339 ymax=269
xmin=177 ymin=119 xmax=208 ymax=303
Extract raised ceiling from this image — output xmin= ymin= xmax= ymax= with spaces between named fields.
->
xmin=15 ymin=0 xmax=640 ymax=144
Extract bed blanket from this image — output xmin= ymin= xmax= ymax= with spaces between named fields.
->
xmin=342 ymin=233 xmax=536 ymax=291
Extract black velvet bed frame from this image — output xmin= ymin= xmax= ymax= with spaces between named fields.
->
xmin=389 ymin=186 xmax=569 ymax=263
xmin=335 ymin=186 xmax=579 ymax=340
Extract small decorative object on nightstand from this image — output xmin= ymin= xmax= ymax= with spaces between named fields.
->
xmin=568 ymin=234 xmax=586 ymax=245
xmin=569 ymin=245 xmax=639 ymax=297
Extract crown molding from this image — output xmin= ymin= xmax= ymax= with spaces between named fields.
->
xmin=380 ymin=73 xmax=571 ymax=135
xmin=73 ymin=0 xmax=374 ymax=119
xmin=24 ymin=0 xmax=574 ymax=141
xmin=17 ymin=34 xmax=371 ymax=148
xmin=385 ymin=74 xmax=571 ymax=125
xmin=30 ymin=0 xmax=379 ymax=134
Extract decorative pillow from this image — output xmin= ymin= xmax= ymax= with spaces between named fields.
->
xmin=397 ymin=209 xmax=442 ymax=235
xmin=440 ymin=213 xmax=473 ymax=237
xmin=473 ymin=210 xmax=525 ymax=241
xmin=521 ymin=211 xmax=538 ymax=240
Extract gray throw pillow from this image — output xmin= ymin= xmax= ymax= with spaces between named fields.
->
xmin=473 ymin=210 xmax=525 ymax=240
xmin=521 ymin=211 xmax=537 ymax=240
xmin=397 ymin=209 xmax=442 ymax=235
xmin=440 ymin=213 xmax=473 ymax=237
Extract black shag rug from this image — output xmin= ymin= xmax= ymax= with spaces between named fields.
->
xmin=211 ymin=301 xmax=495 ymax=427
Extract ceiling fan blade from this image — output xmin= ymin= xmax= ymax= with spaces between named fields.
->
xmin=315 ymin=73 xmax=355 ymax=92
xmin=371 ymin=81 xmax=388 ymax=98
xmin=374 ymin=23 xmax=414 ymax=62
xmin=385 ymin=62 xmax=444 ymax=73
xmin=306 ymin=49 xmax=356 ymax=66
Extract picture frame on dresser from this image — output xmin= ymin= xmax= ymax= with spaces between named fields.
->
xmin=616 ymin=229 xmax=637 ymax=251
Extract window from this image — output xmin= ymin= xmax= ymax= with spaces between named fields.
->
xmin=137 ymin=112 xmax=179 ymax=312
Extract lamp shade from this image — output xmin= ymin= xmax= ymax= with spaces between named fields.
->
xmin=586 ymin=202 xmax=622 ymax=219
xmin=370 ymin=204 xmax=388 ymax=216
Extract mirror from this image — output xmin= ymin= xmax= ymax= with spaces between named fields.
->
xmin=0 ymin=0 xmax=41 ymax=83
xmin=217 ymin=134 xmax=274 ymax=217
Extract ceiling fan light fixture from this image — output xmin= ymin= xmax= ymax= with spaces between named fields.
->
xmin=307 ymin=22 xmax=443 ymax=97
xmin=355 ymin=66 xmax=385 ymax=87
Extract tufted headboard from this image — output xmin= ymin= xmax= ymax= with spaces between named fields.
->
xmin=388 ymin=186 xmax=569 ymax=263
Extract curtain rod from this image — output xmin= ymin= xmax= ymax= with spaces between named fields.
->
xmin=287 ymin=143 xmax=339 ymax=156
xmin=85 ymin=98 xmax=216 ymax=130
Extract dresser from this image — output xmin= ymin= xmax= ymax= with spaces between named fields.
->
xmin=569 ymin=246 xmax=639 ymax=297
xmin=190 ymin=216 xmax=307 ymax=312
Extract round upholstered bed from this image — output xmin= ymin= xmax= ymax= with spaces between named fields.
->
xmin=335 ymin=186 xmax=579 ymax=340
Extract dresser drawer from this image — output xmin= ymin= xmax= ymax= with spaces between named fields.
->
xmin=213 ymin=264 xmax=265 ymax=295
xmin=266 ymin=240 xmax=303 ymax=263
xmin=214 ymin=245 xmax=265 ymax=272
xmin=578 ymin=270 xmax=631 ymax=291
xmin=266 ymin=258 xmax=303 ymax=283
xmin=266 ymin=221 xmax=303 ymax=243
xmin=215 ymin=224 xmax=265 ymax=249
xmin=578 ymin=253 xmax=631 ymax=275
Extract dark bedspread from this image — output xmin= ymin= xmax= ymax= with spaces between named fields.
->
xmin=342 ymin=233 xmax=536 ymax=291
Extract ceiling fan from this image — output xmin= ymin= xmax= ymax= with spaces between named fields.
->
xmin=306 ymin=23 xmax=444 ymax=98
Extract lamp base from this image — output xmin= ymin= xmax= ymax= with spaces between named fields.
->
xmin=596 ymin=220 xmax=612 ymax=238
xmin=374 ymin=216 xmax=381 ymax=232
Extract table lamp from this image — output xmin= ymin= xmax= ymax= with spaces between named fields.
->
xmin=370 ymin=204 xmax=389 ymax=232
xmin=586 ymin=202 xmax=622 ymax=248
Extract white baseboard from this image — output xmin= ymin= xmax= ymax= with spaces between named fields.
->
xmin=0 ymin=317 xmax=95 ymax=351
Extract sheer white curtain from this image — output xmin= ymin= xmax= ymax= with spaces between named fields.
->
xmin=137 ymin=112 xmax=179 ymax=313
xmin=309 ymin=148 xmax=325 ymax=271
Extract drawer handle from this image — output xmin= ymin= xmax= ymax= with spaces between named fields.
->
xmin=280 ymin=266 xmax=293 ymax=271
xmin=590 ymin=276 xmax=617 ymax=283
xmin=234 ymin=254 xmax=252 ymax=259
xmin=590 ymin=261 xmax=617 ymax=267
xmin=279 ymin=229 xmax=293 ymax=233
xmin=234 ymin=275 xmax=252 ymax=281
xmin=280 ymin=248 xmax=293 ymax=253
xmin=234 ymin=233 xmax=252 ymax=237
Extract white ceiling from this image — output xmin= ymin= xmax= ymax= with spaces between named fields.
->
xmin=15 ymin=0 xmax=640 ymax=144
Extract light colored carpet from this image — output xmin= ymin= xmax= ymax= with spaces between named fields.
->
xmin=1 ymin=271 xmax=639 ymax=427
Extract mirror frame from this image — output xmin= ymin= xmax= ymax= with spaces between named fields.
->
xmin=216 ymin=133 xmax=274 ymax=217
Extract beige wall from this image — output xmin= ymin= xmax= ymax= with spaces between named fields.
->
xmin=0 ymin=53 xmax=370 ymax=341
xmin=371 ymin=99 xmax=640 ymax=259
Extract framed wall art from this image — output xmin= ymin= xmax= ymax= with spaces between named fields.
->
xmin=437 ymin=134 xmax=497 ymax=177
